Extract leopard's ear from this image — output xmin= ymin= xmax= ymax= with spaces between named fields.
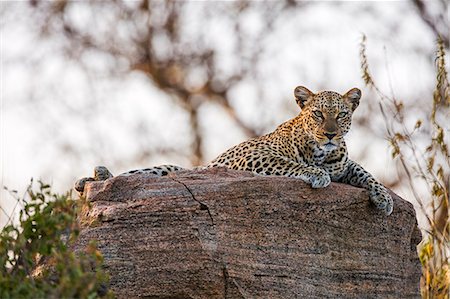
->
xmin=294 ymin=86 xmax=314 ymax=108
xmin=344 ymin=88 xmax=361 ymax=111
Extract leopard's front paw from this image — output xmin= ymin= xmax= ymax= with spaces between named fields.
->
xmin=369 ymin=186 xmax=394 ymax=215
xmin=305 ymin=168 xmax=331 ymax=188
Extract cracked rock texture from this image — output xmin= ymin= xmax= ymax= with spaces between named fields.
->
xmin=74 ymin=167 xmax=421 ymax=298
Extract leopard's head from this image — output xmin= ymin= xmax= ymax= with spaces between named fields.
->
xmin=294 ymin=86 xmax=361 ymax=150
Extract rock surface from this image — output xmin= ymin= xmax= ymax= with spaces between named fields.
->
xmin=74 ymin=167 xmax=421 ymax=298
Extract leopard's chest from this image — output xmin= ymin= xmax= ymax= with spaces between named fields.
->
xmin=309 ymin=146 xmax=348 ymax=178
xmin=310 ymin=146 xmax=333 ymax=165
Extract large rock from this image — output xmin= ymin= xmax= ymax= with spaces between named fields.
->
xmin=74 ymin=167 xmax=421 ymax=298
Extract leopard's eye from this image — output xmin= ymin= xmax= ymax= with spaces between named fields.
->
xmin=337 ymin=112 xmax=348 ymax=119
xmin=313 ymin=110 xmax=323 ymax=118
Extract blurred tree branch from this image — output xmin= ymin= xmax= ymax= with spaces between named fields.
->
xmin=4 ymin=0 xmax=442 ymax=187
xmin=412 ymin=0 xmax=449 ymax=48
xmin=28 ymin=0 xmax=304 ymax=166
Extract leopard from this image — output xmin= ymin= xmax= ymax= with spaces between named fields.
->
xmin=74 ymin=86 xmax=393 ymax=215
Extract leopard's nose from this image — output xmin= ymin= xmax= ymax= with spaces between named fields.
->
xmin=324 ymin=133 xmax=336 ymax=140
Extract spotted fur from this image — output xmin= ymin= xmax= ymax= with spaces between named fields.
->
xmin=75 ymin=86 xmax=393 ymax=215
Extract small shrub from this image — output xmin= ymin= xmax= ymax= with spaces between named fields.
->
xmin=0 ymin=180 xmax=113 ymax=298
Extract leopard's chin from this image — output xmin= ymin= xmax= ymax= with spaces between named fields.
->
xmin=321 ymin=142 xmax=337 ymax=151
xmin=316 ymin=138 xmax=339 ymax=151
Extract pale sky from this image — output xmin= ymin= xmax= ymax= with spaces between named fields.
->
xmin=1 ymin=1 xmax=446 ymax=229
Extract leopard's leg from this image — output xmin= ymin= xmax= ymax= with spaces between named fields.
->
xmin=209 ymin=155 xmax=331 ymax=188
xmin=118 ymin=165 xmax=185 ymax=177
xmin=338 ymin=159 xmax=393 ymax=215
xmin=74 ymin=166 xmax=114 ymax=195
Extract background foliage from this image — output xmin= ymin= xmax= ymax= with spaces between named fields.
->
xmin=0 ymin=181 xmax=112 ymax=298
xmin=361 ymin=37 xmax=449 ymax=298
xmin=2 ymin=1 xmax=447 ymax=216
xmin=1 ymin=1 xmax=449 ymax=296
